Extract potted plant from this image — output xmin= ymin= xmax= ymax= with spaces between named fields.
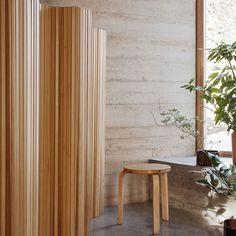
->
xmin=157 ymin=109 xmax=236 ymax=196
xmin=152 ymin=41 xmax=236 ymax=230
xmin=195 ymin=151 xmax=236 ymax=197
xmin=225 ymin=219 xmax=236 ymax=236
xmin=182 ymin=41 xmax=236 ymax=164
xmin=156 ymin=109 xmax=236 ymax=234
xmin=197 ymin=152 xmax=236 ymax=236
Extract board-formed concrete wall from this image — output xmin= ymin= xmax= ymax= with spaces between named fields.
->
xmin=40 ymin=0 xmax=196 ymax=206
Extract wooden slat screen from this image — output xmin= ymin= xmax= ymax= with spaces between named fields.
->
xmin=39 ymin=5 xmax=92 ymax=236
xmin=0 ymin=1 xmax=40 ymax=235
xmin=0 ymin=3 xmax=106 ymax=236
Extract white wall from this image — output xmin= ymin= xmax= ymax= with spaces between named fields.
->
xmin=41 ymin=0 xmax=196 ymax=205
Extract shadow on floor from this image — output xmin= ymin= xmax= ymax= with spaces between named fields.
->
xmin=89 ymin=202 xmax=223 ymax=236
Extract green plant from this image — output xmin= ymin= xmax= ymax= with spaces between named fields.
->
xmin=197 ymin=151 xmax=236 ymax=198
xmin=157 ymin=109 xmax=236 ymax=197
xmin=182 ymin=41 xmax=236 ymax=132
xmin=159 ymin=109 xmax=220 ymax=147
xmin=153 ymin=42 xmax=236 ymax=198
xmin=160 ymin=108 xmax=197 ymax=139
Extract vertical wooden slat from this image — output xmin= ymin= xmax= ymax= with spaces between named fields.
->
xmin=51 ymin=7 xmax=57 ymax=235
xmin=0 ymin=1 xmax=6 ymax=235
xmin=6 ymin=0 xmax=12 ymax=234
xmin=39 ymin=4 xmax=45 ymax=235
xmin=32 ymin=1 xmax=40 ymax=235
xmin=100 ymin=29 xmax=106 ymax=215
xmin=196 ymin=0 xmax=205 ymax=150
xmin=26 ymin=0 xmax=32 ymax=234
xmin=54 ymin=7 xmax=59 ymax=236
xmin=70 ymin=7 xmax=76 ymax=236
xmin=87 ymin=21 xmax=95 ymax=222
xmin=39 ymin=5 xmax=55 ymax=236
xmin=78 ymin=7 xmax=89 ymax=235
xmin=74 ymin=7 xmax=80 ymax=235
xmin=11 ymin=1 xmax=19 ymax=233
xmin=89 ymin=28 xmax=106 ymax=218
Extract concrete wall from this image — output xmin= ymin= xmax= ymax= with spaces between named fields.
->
xmin=41 ymin=0 xmax=196 ymax=206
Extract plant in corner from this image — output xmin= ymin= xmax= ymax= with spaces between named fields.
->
xmin=198 ymin=151 xmax=236 ymax=233
xmin=152 ymin=42 xmax=236 ymax=229
xmin=153 ymin=41 xmax=236 ymax=196
xmin=158 ymin=108 xmax=236 ymax=229
xmin=181 ymin=41 xmax=236 ymax=231
xmin=196 ymin=151 xmax=236 ymax=198
xmin=159 ymin=108 xmax=219 ymax=166
xmin=158 ymin=108 xmax=236 ymax=198
xmin=182 ymin=41 xmax=236 ymax=165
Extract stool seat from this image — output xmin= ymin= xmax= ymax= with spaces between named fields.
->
xmin=124 ymin=163 xmax=171 ymax=175
xmin=118 ymin=163 xmax=171 ymax=235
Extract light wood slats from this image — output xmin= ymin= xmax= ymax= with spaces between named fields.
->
xmin=98 ymin=29 xmax=106 ymax=217
xmin=33 ymin=1 xmax=40 ymax=234
xmin=0 ymin=1 xmax=6 ymax=235
xmin=88 ymin=28 xmax=106 ymax=218
xmin=0 ymin=3 xmax=106 ymax=235
xmin=39 ymin=6 xmax=92 ymax=236
xmin=0 ymin=0 xmax=40 ymax=236
xmin=87 ymin=20 xmax=96 ymax=222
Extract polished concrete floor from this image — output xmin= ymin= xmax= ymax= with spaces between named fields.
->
xmin=90 ymin=202 xmax=223 ymax=236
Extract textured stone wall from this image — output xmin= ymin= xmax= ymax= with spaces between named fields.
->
xmin=40 ymin=0 xmax=196 ymax=206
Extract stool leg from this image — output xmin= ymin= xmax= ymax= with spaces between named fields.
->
xmin=160 ymin=173 xmax=169 ymax=221
xmin=118 ymin=170 xmax=125 ymax=224
xmin=152 ymin=175 xmax=160 ymax=235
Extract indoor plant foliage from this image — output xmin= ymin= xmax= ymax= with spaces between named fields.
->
xmin=197 ymin=152 xmax=236 ymax=198
xmin=160 ymin=108 xmax=197 ymax=140
xmin=159 ymin=109 xmax=236 ymax=198
xmin=182 ymin=41 xmax=236 ymax=132
xmin=182 ymin=41 xmax=236 ymax=164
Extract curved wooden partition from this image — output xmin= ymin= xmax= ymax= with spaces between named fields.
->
xmin=1 ymin=2 xmax=106 ymax=236
xmin=0 ymin=1 xmax=40 ymax=235
xmin=88 ymin=28 xmax=106 ymax=218
xmin=39 ymin=6 xmax=92 ymax=236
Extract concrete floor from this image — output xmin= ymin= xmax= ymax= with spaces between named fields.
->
xmin=90 ymin=203 xmax=223 ymax=236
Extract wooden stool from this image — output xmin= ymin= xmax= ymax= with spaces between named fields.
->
xmin=117 ymin=163 xmax=171 ymax=235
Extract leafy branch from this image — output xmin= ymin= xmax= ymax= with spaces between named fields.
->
xmin=159 ymin=108 xmax=197 ymax=139
xmin=182 ymin=41 xmax=236 ymax=132
xmin=196 ymin=152 xmax=236 ymax=198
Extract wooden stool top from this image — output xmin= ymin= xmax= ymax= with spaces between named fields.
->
xmin=124 ymin=163 xmax=171 ymax=175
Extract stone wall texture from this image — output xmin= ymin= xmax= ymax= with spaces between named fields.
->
xmin=40 ymin=0 xmax=196 ymax=206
